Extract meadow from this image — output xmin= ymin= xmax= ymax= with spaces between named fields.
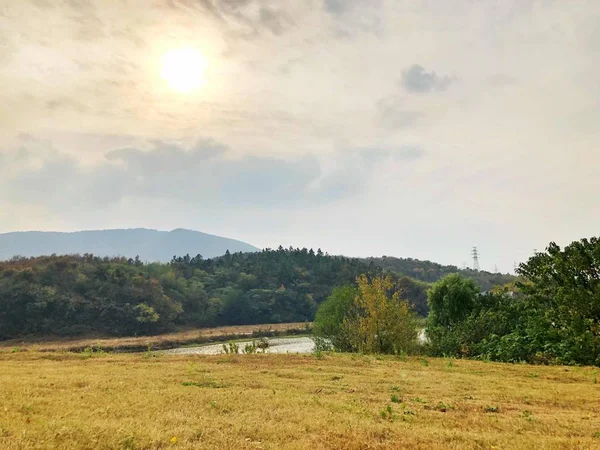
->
xmin=1 ymin=349 xmax=598 ymax=449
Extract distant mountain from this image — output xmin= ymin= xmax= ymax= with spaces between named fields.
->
xmin=0 ymin=228 xmax=259 ymax=262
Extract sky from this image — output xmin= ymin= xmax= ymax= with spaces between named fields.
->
xmin=1 ymin=0 xmax=599 ymax=272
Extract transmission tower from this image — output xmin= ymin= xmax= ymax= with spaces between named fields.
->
xmin=471 ymin=247 xmax=480 ymax=271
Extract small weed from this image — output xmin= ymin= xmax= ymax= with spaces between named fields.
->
xmin=144 ymin=346 xmax=158 ymax=359
xmin=314 ymin=349 xmax=324 ymax=360
xmin=593 ymin=432 xmax=600 ymax=439
xmin=396 ymin=352 xmax=408 ymax=362
xmin=484 ymin=405 xmax=500 ymax=413
xmin=379 ymin=404 xmax=395 ymax=422
xmin=256 ymin=337 xmax=270 ymax=350
xmin=528 ymin=372 xmax=539 ymax=379
xmin=420 ymin=359 xmax=429 ymax=367
xmin=121 ymin=435 xmax=136 ymax=450
xmin=10 ymin=347 xmax=20 ymax=353
xmin=447 ymin=360 xmax=454 ymax=368
xmin=81 ymin=345 xmax=106 ymax=359
xmin=390 ymin=385 xmax=401 ymax=392
xmin=390 ymin=394 xmax=402 ymax=403
xmin=412 ymin=397 xmax=426 ymax=403
xmin=221 ymin=342 xmax=240 ymax=355
xmin=433 ymin=401 xmax=450 ymax=412
xmin=243 ymin=342 xmax=258 ymax=354
xmin=182 ymin=380 xmax=224 ymax=389
xmin=593 ymin=374 xmax=598 ymax=385
xmin=520 ymin=410 xmax=533 ymax=421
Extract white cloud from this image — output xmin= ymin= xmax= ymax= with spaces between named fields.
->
xmin=1 ymin=0 xmax=599 ymax=272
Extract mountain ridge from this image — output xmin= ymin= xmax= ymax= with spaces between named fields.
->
xmin=0 ymin=228 xmax=260 ymax=262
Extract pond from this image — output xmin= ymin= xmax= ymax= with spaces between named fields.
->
xmin=163 ymin=336 xmax=316 ymax=355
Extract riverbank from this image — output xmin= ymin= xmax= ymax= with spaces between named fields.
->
xmin=164 ymin=336 xmax=315 ymax=355
xmin=0 ymin=322 xmax=311 ymax=353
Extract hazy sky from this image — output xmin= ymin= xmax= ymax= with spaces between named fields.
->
xmin=1 ymin=0 xmax=599 ymax=272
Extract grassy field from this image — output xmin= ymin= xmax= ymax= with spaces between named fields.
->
xmin=1 ymin=350 xmax=599 ymax=449
xmin=0 ymin=323 xmax=310 ymax=353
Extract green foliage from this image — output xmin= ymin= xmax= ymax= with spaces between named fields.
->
xmin=427 ymin=274 xmax=479 ymax=328
xmin=312 ymin=285 xmax=357 ymax=351
xmin=379 ymin=404 xmax=396 ymax=421
xmin=243 ymin=342 xmax=258 ymax=354
xmin=516 ymin=238 xmax=600 ymax=366
xmin=314 ymin=275 xmax=419 ymax=355
xmin=0 ymin=248 xmax=388 ymax=339
xmin=424 ymin=236 xmax=600 ymax=366
xmin=221 ymin=342 xmax=240 ymax=354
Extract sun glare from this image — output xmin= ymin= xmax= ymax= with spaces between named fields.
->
xmin=160 ymin=48 xmax=207 ymax=93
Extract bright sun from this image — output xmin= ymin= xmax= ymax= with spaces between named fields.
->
xmin=160 ymin=48 xmax=208 ymax=93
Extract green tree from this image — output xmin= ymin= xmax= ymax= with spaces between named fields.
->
xmin=427 ymin=274 xmax=479 ymax=328
xmin=426 ymin=274 xmax=479 ymax=356
xmin=313 ymin=275 xmax=418 ymax=354
xmin=313 ymin=285 xmax=357 ymax=351
xmin=516 ymin=238 xmax=600 ymax=365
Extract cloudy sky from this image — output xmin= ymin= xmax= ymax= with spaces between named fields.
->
xmin=1 ymin=0 xmax=599 ymax=272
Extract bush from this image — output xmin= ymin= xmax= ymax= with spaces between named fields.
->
xmin=313 ymin=275 xmax=419 ymax=355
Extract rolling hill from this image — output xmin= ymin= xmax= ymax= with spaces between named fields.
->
xmin=363 ymin=256 xmax=517 ymax=291
xmin=0 ymin=228 xmax=259 ymax=262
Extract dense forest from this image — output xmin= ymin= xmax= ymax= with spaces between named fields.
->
xmin=0 ymin=247 xmax=431 ymax=339
xmin=364 ymin=256 xmax=516 ymax=291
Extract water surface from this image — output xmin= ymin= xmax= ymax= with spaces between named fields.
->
xmin=164 ymin=336 xmax=315 ymax=355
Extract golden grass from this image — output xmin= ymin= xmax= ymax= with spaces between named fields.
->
xmin=1 ymin=351 xmax=599 ymax=449
xmin=0 ymin=323 xmax=309 ymax=352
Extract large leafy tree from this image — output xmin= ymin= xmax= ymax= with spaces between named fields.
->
xmin=517 ymin=238 xmax=600 ymax=365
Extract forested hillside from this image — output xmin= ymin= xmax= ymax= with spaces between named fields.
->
xmin=0 ymin=248 xmax=430 ymax=339
xmin=364 ymin=256 xmax=517 ymax=291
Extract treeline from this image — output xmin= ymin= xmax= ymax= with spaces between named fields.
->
xmin=0 ymin=247 xmax=430 ymax=339
xmin=315 ymin=236 xmax=600 ymax=366
xmin=426 ymin=237 xmax=600 ymax=366
xmin=364 ymin=256 xmax=516 ymax=291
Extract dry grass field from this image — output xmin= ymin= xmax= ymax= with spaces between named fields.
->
xmin=1 ymin=350 xmax=599 ymax=449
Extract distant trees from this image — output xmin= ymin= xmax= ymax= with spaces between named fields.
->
xmin=313 ymin=275 xmax=419 ymax=354
xmin=0 ymin=249 xmax=387 ymax=339
xmin=364 ymin=256 xmax=516 ymax=292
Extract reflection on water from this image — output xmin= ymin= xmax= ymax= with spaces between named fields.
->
xmin=164 ymin=336 xmax=315 ymax=355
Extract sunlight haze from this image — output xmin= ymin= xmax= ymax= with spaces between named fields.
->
xmin=1 ymin=0 xmax=599 ymax=272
